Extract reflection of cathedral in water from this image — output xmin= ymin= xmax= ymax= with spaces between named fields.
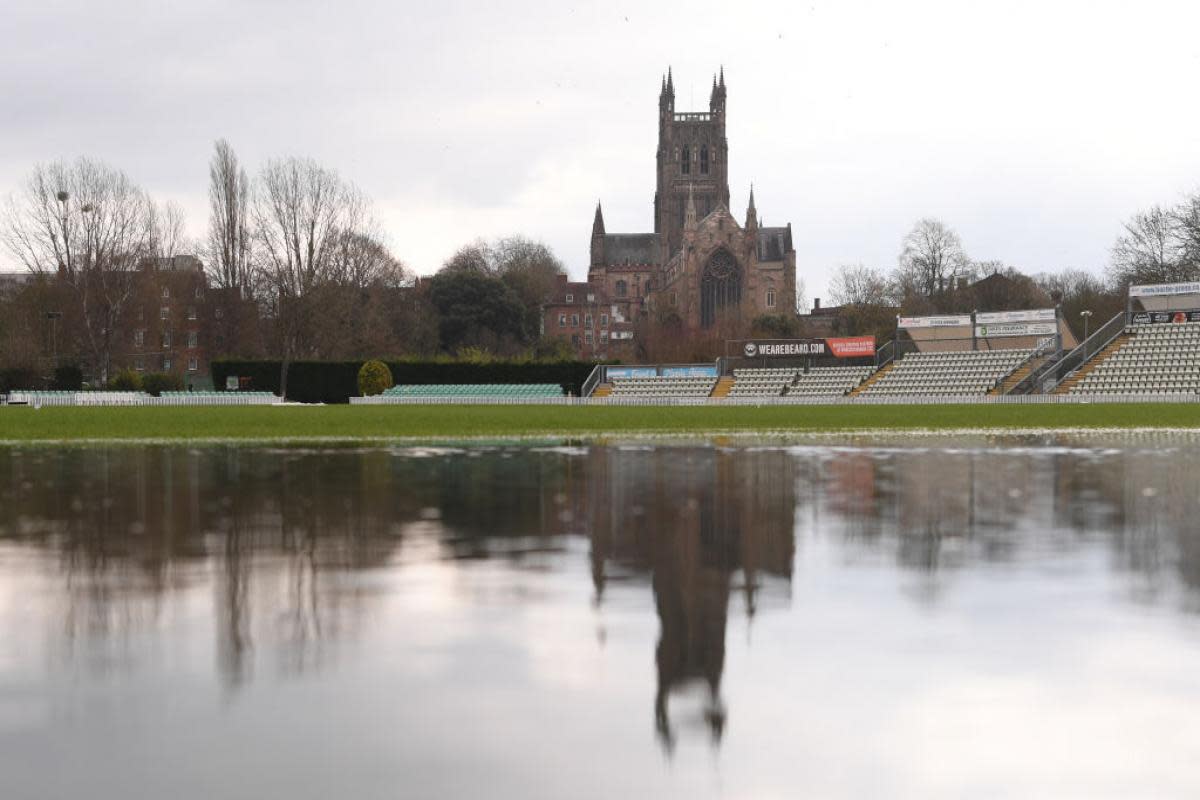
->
xmin=584 ymin=448 xmax=797 ymax=750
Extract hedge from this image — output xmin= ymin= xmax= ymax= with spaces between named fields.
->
xmin=211 ymin=359 xmax=603 ymax=404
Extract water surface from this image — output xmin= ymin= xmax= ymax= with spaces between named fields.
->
xmin=2 ymin=435 xmax=1200 ymax=798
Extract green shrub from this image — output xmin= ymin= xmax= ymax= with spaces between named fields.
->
xmin=0 ymin=367 xmax=41 ymax=393
xmin=109 ymin=369 xmax=143 ymax=392
xmin=357 ymin=360 xmax=393 ymax=397
xmin=141 ymin=372 xmax=183 ymax=396
xmin=52 ymin=364 xmax=84 ymax=391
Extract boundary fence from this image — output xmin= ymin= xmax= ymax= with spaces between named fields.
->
xmin=350 ymin=393 xmax=1200 ymax=407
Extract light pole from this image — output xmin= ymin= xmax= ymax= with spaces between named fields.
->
xmin=1080 ymin=309 xmax=1093 ymax=343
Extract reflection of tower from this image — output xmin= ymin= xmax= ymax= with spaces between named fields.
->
xmin=587 ymin=447 xmax=795 ymax=751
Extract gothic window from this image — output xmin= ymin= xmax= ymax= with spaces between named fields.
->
xmin=615 ymin=280 xmax=627 ymax=298
xmin=681 ymin=146 xmax=690 ymax=175
xmin=766 ymin=288 xmax=777 ymax=309
xmin=700 ymin=249 xmax=743 ymax=329
xmin=700 ymin=145 xmax=709 ymax=174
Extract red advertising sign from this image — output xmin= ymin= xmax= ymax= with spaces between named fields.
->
xmin=826 ymin=336 xmax=875 ymax=358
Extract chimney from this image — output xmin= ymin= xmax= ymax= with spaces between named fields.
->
xmin=813 ymin=297 xmax=821 ymax=310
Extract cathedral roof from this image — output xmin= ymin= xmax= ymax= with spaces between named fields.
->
xmin=598 ymin=233 xmax=661 ymax=266
xmin=756 ymin=227 xmax=792 ymax=263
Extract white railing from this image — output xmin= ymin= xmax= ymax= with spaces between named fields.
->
xmin=351 ymin=392 xmax=1200 ymax=407
xmin=4 ymin=391 xmax=280 ymax=407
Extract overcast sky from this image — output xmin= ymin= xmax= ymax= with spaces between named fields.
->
xmin=3 ymin=0 xmax=1199 ymax=304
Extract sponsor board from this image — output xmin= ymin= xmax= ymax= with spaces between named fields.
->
xmin=898 ymin=315 xmax=972 ymax=329
xmin=826 ymin=336 xmax=876 ymax=358
xmin=742 ymin=340 xmax=827 ymax=357
xmin=975 ymin=321 xmax=1058 ymax=338
xmin=975 ymin=309 xmax=1056 ymax=324
xmin=661 ymin=365 xmax=719 ymax=378
xmin=1132 ymin=310 xmax=1200 ymax=325
xmin=1130 ymin=281 xmax=1200 ymax=298
xmin=605 ymin=366 xmax=656 ymax=379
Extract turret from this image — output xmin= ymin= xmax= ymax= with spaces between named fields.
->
xmin=590 ymin=201 xmax=606 ymax=267
xmin=745 ymin=184 xmax=757 ymax=232
xmin=710 ymin=65 xmax=726 ymax=115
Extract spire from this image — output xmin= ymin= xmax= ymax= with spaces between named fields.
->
xmin=666 ymin=66 xmax=674 ymax=95
xmin=745 ymin=184 xmax=757 ymax=231
xmin=685 ymin=184 xmax=698 ymax=231
xmin=592 ymin=202 xmax=605 ymax=237
xmin=719 ymin=65 xmax=725 ymax=88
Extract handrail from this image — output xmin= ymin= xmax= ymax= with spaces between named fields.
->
xmin=580 ymin=364 xmax=603 ymax=398
xmin=1009 ymin=311 xmax=1127 ymax=394
xmin=875 ymin=340 xmax=895 ymax=369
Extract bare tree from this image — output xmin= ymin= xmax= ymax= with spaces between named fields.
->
xmin=328 ymin=227 xmax=408 ymax=289
xmin=205 ymin=140 xmax=254 ymax=292
xmin=1 ymin=158 xmax=154 ymax=382
xmin=1109 ymin=205 xmax=1183 ymax=286
xmin=148 ymin=199 xmax=187 ymax=261
xmin=830 ymin=263 xmax=891 ymax=307
xmin=897 ymin=218 xmax=971 ymax=299
xmin=1173 ymin=191 xmax=1200 ymax=273
xmin=253 ymin=156 xmax=367 ymax=398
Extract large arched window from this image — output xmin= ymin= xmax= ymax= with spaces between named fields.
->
xmin=700 ymin=145 xmax=709 ymax=174
xmin=700 ymin=250 xmax=742 ymax=328
xmin=615 ymin=279 xmax=628 ymax=298
xmin=681 ymin=146 xmax=690 ymax=175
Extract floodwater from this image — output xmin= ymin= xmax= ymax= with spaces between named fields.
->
xmin=2 ymin=436 xmax=1200 ymax=799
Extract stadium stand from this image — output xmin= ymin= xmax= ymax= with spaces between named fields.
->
xmin=157 ymin=391 xmax=278 ymax=405
xmin=1065 ymin=321 xmax=1200 ymax=395
xmin=382 ymin=383 xmax=564 ymax=399
xmin=5 ymin=390 xmax=279 ymax=406
xmin=857 ymin=349 xmax=1033 ymax=396
xmin=727 ymin=368 xmax=794 ymax=398
xmin=608 ymin=376 xmax=717 ymax=398
xmin=786 ymin=366 xmax=875 ymax=397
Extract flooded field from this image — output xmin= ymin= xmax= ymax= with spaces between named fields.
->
xmin=2 ymin=434 xmax=1200 ymax=798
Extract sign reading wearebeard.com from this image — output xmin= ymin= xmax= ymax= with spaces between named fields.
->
xmin=737 ymin=337 xmax=875 ymax=359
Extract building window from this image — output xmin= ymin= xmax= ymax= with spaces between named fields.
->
xmin=586 ymin=293 xmax=594 ymax=302
xmin=188 ymin=357 xmax=199 ymax=372
xmin=134 ymin=357 xmax=145 ymax=372
xmin=134 ymin=330 xmax=144 ymax=347
xmin=670 ymin=292 xmax=678 ymax=307
xmin=600 ymin=314 xmax=608 ymax=328
xmin=194 ymin=287 xmax=202 ymax=300
xmin=187 ymin=331 xmax=198 ymax=348
xmin=681 ymin=146 xmax=690 ymax=174
xmin=214 ymin=307 xmax=223 ymax=320
xmin=160 ymin=306 xmax=169 ymax=320
xmin=162 ymin=331 xmax=171 ymax=349
xmin=571 ymin=335 xmax=580 ymax=348
xmin=565 ymin=293 xmax=573 ymax=302
xmin=766 ymin=288 xmax=777 ymax=308
xmin=137 ymin=307 xmax=145 ymax=322
xmin=600 ymin=330 xmax=609 ymax=342
xmin=700 ymin=145 xmax=709 ymax=174
xmin=161 ymin=286 xmax=170 ymax=299
xmin=584 ymin=314 xmax=592 ymax=328
xmin=584 ymin=330 xmax=593 ymax=345
xmin=571 ymin=314 xmax=579 ymax=326
xmin=558 ymin=313 xmax=567 ymax=327
xmin=163 ymin=357 xmax=172 ymax=371
xmin=187 ymin=307 xmax=197 ymax=320
xmin=615 ymin=280 xmax=627 ymax=298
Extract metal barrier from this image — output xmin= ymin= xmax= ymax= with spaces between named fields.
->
xmin=1010 ymin=311 xmax=1127 ymax=395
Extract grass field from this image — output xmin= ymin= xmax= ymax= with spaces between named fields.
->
xmin=0 ymin=403 xmax=1197 ymax=442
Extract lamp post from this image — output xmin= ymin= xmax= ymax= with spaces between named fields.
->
xmin=1080 ymin=309 xmax=1093 ymax=343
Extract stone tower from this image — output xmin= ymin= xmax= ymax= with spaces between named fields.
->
xmin=654 ymin=67 xmax=731 ymax=261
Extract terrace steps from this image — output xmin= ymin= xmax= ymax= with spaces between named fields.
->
xmin=592 ymin=383 xmax=613 ymax=398
xmin=710 ymin=377 xmax=735 ymax=398
xmin=992 ymin=355 xmax=1047 ymax=396
xmin=1054 ymin=334 xmax=1132 ymax=394
xmin=848 ymin=363 xmax=893 ymax=397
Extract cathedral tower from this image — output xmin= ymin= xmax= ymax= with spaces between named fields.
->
xmin=654 ymin=67 xmax=731 ymax=260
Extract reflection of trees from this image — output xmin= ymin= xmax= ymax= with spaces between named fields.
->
xmin=586 ymin=448 xmax=796 ymax=752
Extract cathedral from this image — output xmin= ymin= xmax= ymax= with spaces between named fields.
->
xmin=543 ymin=68 xmax=798 ymax=358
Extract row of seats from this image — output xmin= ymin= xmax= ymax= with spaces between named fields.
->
xmin=610 ymin=377 xmax=716 ymax=397
xmin=1069 ymin=322 xmax=1200 ymax=395
xmin=157 ymin=391 xmax=278 ymax=405
xmin=729 ymin=366 xmax=874 ymax=398
xmin=382 ymin=383 xmax=564 ymax=397
xmin=6 ymin=390 xmax=280 ymax=406
xmin=860 ymin=349 xmax=1032 ymax=396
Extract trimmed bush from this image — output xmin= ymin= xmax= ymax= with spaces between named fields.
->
xmin=212 ymin=359 xmax=601 ymax=404
xmin=357 ymin=360 xmax=393 ymax=397
xmin=109 ymin=369 xmax=143 ymax=392
xmin=142 ymin=372 xmax=184 ymax=397
xmin=0 ymin=367 xmax=40 ymax=393
xmin=52 ymin=364 xmax=84 ymax=391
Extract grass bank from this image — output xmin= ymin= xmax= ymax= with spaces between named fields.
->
xmin=0 ymin=403 xmax=1197 ymax=442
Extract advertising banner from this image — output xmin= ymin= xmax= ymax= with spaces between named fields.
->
xmin=975 ymin=321 xmax=1058 ymax=338
xmin=1130 ymin=282 xmax=1200 ymax=298
xmin=661 ymin=365 xmax=719 ymax=378
xmin=975 ymin=309 xmax=1056 ymax=324
xmin=741 ymin=340 xmax=826 ymax=358
xmin=1131 ymin=310 xmax=1200 ymax=325
xmin=605 ymin=366 xmax=656 ymax=379
xmin=826 ymin=336 xmax=876 ymax=357
xmin=898 ymin=315 xmax=972 ymax=329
